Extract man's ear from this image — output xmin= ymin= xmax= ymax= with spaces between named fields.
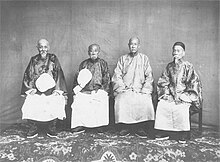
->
xmin=182 ymin=51 xmax=185 ymax=57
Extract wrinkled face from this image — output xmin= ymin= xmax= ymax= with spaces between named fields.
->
xmin=37 ymin=40 xmax=49 ymax=57
xmin=88 ymin=45 xmax=100 ymax=60
xmin=172 ymin=45 xmax=185 ymax=60
xmin=128 ymin=38 xmax=140 ymax=54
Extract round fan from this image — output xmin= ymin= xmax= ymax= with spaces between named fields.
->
xmin=35 ymin=73 xmax=56 ymax=92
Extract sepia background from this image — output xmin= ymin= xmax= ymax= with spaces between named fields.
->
xmin=0 ymin=0 xmax=219 ymax=130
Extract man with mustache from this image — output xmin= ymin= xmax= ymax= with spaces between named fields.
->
xmin=21 ymin=39 xmax=67 ymax=138
xmin=154 ymin=42 xmax=202 ymax=143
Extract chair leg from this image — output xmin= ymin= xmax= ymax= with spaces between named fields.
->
xmin=199 ymin=111 xmax=202 ymax=132
xmin=189 ymin=113 xmax=192 ymax=129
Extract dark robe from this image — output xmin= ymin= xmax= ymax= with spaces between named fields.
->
xmin=73 ymin=57 xmax=110 ymax=94
xmin=21 ymin=53 xmax=67 ymax=96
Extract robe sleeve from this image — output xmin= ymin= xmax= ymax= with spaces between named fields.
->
xmin=72 ymin=61 xmax=84 ymax=95
xmin=112 ymin=57 xmax=126 ymax=94
xmin=73 ymin=61 xmax=85 ymax=88
xmin=21 ymin=57 xmax=36 ymax=96
xmin=141 ymin=58 xmax=154 ymax=94
xmin=100 ymin=60 xmax=110 ymax=93
xmin=157 ymin=65 xmax=171 ymax=100
xmin=53 ymin=56 xmax=68 ymax=96
xmin=184 ymin=64 xmax=202 ymax=109
xmin=72 ymin=72 xmax=79 ymax=89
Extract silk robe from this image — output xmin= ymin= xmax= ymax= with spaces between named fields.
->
xmin=71 ymin=58 xmax=110 ymax=128
xmin=112 ymin=53 xmax=155 ymax=124
xmin=155 ymin=60 xmax=202 ymax=131
xmin=21 ymin=53 xmax=67 ymax=121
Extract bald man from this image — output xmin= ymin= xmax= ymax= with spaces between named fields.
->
xmin=112 ymin=37 xmax=155 ymax=137
xmin=21 ymin=39 xmax=67 ymax=138
xmin=71 ymin=44 xmax=110 ymax=133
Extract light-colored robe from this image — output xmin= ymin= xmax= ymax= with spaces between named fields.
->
xmin=154 ymin=60 xmax=202 ymax=131
xmin=112 ymin=53 xmax=155 ymax=124
xmin=71 ymin=58 xmax=110 ymax=128
xmin=21 ymin=53 xmax=67 ymax=122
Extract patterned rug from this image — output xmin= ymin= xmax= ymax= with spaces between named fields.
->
xmin=0 ymin=123 xmax=219 ymax=162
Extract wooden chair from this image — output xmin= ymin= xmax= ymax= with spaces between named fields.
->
xmin=189 ymin=79 xmax=203 ymax=132
xmin=189 ymin=103 xmax=202 ymax=132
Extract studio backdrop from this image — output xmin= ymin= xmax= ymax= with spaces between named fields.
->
xmin=0 ymin=0 xmax=219 ymax=129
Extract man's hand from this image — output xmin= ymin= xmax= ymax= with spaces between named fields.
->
xmin=64 ymin=95 xmax=68 ymax=105
xmin=25 ymin=89 xmax=37 ymax=95
xmin=163 ymin=94 xmax=174 ymax=102
xmin=180 ymin=93 xmax=192 ymax=103
xmin=96 ymin=89 xmax=108 ymax=96
xmin=52 ymin=91 xmax=60 ymax=96
xmin=73 ymin=85 xmax=82 ymax=95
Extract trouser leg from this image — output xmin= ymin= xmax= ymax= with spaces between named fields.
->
xmin=28 ymin=119 xmax=38 ymax=129
xmin=47 ymin=118 xmax=58 ymax=137
xmin=26 ymin=119 xmax=38 ymax=138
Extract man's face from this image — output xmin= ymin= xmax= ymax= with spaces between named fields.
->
xmin=128 ymin=39 xmax=140 ymax=54
xmin=88 ymin=45 xmax=100 ymax=60
xmin=172 ymin=45 xmax=185 ymax=60
xmin=37 ymin=40 xmax=49 ymax=57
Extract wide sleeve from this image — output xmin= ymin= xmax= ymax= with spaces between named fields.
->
xmin=141 ymin=57 xmax=154 ymax=94
xmin=21 ymin=57 xmax=36 ymax=96
xmin=184 ymin=65 xmax=202 ymax=109
xmin=72 ymin=61 xmax=85 ymax=89
xmin=157 ymin=65 xmax=171 ymax=100
xmin=53 ymin=56 xmax=68 ymax=95
xmin=112 ymin=57 xmax=126 ymax=95
xmin=101 ymin=60 xmax=111 ymax=93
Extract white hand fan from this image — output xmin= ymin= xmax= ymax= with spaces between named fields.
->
xmin=73 ymin=68 xmax=92 ymax=94
xmin=77 ymin=68 xmax=92 ymax=88
xmin=35 ymin=73 xmax=56 ymax=92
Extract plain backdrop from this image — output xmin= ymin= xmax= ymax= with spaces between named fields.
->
xmin=0 ymin=0 xmax=219 ymax=130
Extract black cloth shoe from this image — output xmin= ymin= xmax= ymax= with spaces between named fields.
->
xmin=71 ymin=126 xmax=85 ymax=134
xmin=47 ymin=130 xmax=58 ymax=138
xmin=38 ymin=132 xmax=47 ymax=139
xmin=178 ymin=139 xmax=187 ymax=144
xmin=177 ymin=131 xmax=188 ymax=144
xmin=155 ymin=135 xmax=169 ymax=140
xmin=135 ymin=129 xmax=148 ymax=138
xmin=47 ymin=119 xmax=58 ymax=138
xmin=97 ymin=127 xmax=105 ymax=133
xmin=119 ymin=129 xmax=130 ymax=137
xmin=27 ymin=125 xmax=38 ymax=138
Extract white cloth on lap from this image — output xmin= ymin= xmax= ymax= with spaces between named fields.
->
xmin=114 ymin=90 xmax=155 ymax=124
xmin=22 ymin=94 xmax=66 ymax=121
xmin=154 ymin=99 xmax=191 ymax=131
xmin=71 ymin=89 xmax=109 ymax=128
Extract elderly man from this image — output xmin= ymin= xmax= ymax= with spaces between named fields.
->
xmin=21 ymin=39 xmax=67 ymax=138
xmin=154 ymin=42 xmax=202 ymax=143
xmin=112 ymin=37 xmax=155 ymax=137
xmin=71 ymin=44 xmax=110 ymax=133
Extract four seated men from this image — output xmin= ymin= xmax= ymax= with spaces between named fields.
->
xmin=20 ymin=38 xmax=202 ymax=141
